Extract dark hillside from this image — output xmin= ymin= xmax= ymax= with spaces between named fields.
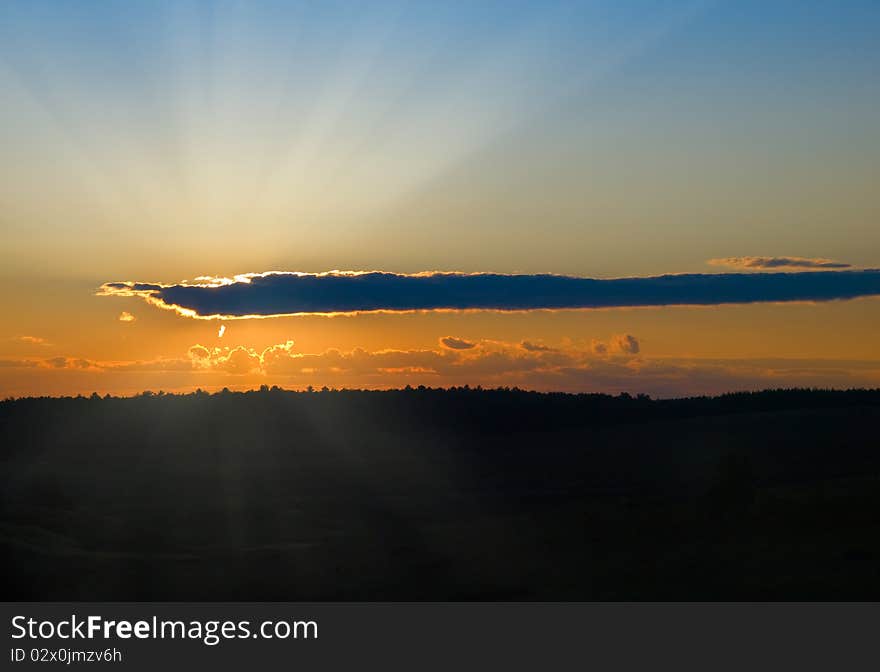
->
xmin=2 ymin=388 xmax=880 ymax=599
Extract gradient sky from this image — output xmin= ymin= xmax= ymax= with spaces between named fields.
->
xmin=1 ymin=0 xmax=879 ymax=397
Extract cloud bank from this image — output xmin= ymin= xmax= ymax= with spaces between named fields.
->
xmin=707 ymin=256 xmax=852 ymax=271
xmin=5 ymin=337 xmax=878 ymax=399
xmin=99 ymin=269 xmax=880 ymax=319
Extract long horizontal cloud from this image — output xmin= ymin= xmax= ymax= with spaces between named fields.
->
xmin=708 ymin=256 xmax=852 ymax=270
xmin=98 ymin=269 xmax=880 ymax=319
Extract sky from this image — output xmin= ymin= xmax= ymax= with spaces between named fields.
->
xmin=1 ymin=0 xmax=879 ymax=398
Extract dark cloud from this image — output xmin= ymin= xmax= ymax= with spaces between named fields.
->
xmin=99 ymin=269 xmax=880 ymax=319
xmin=708 ymin=256 xmax=852 ymax=270
xmin=440 ymin=336 xmax=477 ymax=350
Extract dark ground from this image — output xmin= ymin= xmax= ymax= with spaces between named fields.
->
xmin=2 ymin=387 xmax=880 ymax=600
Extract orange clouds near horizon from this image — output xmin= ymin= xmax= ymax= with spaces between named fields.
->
xmin=2 ymin=334 xmax=879 ymax=400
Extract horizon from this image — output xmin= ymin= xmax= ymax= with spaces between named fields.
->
xmin=5 ymin=383 xmax=880 ymax=403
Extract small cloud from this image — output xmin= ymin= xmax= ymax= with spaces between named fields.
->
xmin=440 ymin=336 xmax=477 ymax=350
xmin=43 ymin=356 xmax=94 ymax=370
xmin=188 ymin=345 xmax=211 ymax=361
xmin=0 ymin=358 xmax=39 ymax=368
xmin=612 ymin=334 xmax=640 ymax=355
xmin=708 ymin=256 xmax=851 ymax=271
xmin=218 ymin=324 xmax=226 ymax=338
xmin=591 ymin=340 xmax=608 ymax=356
xmin=219 ymin=346 xmax=260 ymax=374
xmin=14 ymin=335 xmax=50 ymax=346
xmin=187 ymin=343 xmax=260 ymax=374
xmin=118 ymin=311 xmax=136 ymax=323
xmin=520 ymin=340 xmax=555 ymax=352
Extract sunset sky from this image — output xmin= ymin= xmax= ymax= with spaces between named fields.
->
xmin=2 ymin=0 xmax=879 ymax=398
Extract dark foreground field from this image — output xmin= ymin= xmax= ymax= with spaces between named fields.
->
xmin=2 ymin=387 xmax=880 ymax=600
